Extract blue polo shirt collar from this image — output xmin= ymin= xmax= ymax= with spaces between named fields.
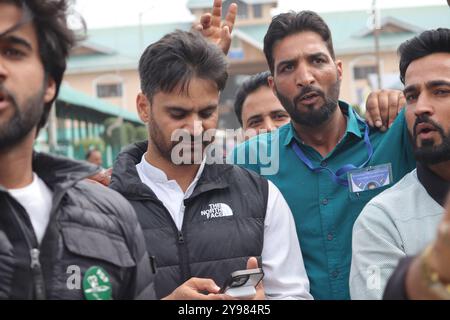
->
xmin=283 ymin=100 xmax=364 ymax=147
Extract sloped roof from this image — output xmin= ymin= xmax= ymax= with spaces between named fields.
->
xmin=71 ymin=41 xmax=115 ymax=56
xmin=67 ymin=21 xmax=192 ymax=73
xmin=57 ymin=85 xmax=141 ymax=123
xmin=67 ymin=5 xmax=449 ymax=73
xmin=320 ymin=5 xmax=449 ymax=54
xmin=354 ymin=16 xmax=424 ymax=37
xmin=237 ymin=5 xmax=449 ymax=55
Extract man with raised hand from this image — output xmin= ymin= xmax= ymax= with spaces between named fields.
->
xmin=230 ymin=11 xmax=415 ymax=299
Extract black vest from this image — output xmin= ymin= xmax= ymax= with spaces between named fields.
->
xmin=110 ymin=142 xmax=269 ymax=299
xmin=0 ymin=152 xmax=155 ymax=299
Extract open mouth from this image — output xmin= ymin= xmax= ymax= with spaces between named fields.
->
xmin=300 ymin=92 xmax=320 ymax=101
xmin=0 ymin=91 xmax=10 ymax=110
xmin=415 ymin=123 xmax=437 ymax=136
xmin=296 ymin=91 xmax=323 ymax=106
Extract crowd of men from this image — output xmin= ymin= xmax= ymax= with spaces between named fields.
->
xmin=0 ymin=0 xmax=448 ymax=300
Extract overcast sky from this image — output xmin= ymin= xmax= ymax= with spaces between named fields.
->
xmin=73 ymin=0 xmax=447 ymax=29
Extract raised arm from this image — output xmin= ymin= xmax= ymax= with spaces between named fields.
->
xmin=193 ymin=0 xmax=237 ymax=55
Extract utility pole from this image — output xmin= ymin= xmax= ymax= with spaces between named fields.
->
xmin=138 ymin=3 xmax=156 ymax=52
xmin=372 ymin=0 xmax=382 ymax=90
xmin=139 ymin=11 xmax=144 ymax=52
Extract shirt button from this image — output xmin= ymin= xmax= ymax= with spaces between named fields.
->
xmin=322 ymin=198 xmax=329 ymax=205
xmin=331 ymin=271 xmax=339 ymax=279
xmin=327 ymin=233 xmax=334 ymax=241
xmin=321 ymin=161 xmax=327 ymax=167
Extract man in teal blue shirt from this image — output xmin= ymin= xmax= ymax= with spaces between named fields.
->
xmin=231 ymin=11 xmax=416 ymax=299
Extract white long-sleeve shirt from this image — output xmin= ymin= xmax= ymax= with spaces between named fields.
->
xmin=136 ymin=155 xmax=312 ymax=300
xmin=350 ymin=169 xmax=443 ymax=300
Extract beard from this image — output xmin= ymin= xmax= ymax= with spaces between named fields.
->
xmin=275 ymin=75 xmax=341 ymax=127
xmin=148 ymin=116 xmax=174 ymax=162
xmin=0 ymin=85 xmax=45 ymax=151
xmin=412 ymin=115 xmax=450 ymax=165
xmin=148 ymin=115 xmax=211 ymax=165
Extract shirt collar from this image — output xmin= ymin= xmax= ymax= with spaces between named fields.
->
xmin=344 ymin=101 xmax=364 ymax=139
xmin=283 ymin=100 xmax=364 ymax=147
xmin=417 ymin=162 xmax=450 ymax=207
xmin=138 ymin=153 xmax=207 ymax=186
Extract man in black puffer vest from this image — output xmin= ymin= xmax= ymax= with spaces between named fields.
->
xmin=110 ymin=29 xmax=312 ymax=300
xmin=0 ymin=0 xmax=154 ymax=299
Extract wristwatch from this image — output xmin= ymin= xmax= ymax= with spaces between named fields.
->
xmin=420 ymin=244 xmax=450 ymax=300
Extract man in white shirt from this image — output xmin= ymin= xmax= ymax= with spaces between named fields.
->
xmin=7 ymin=173 xmax=52 ymax=244
xmin=350 ymin=28 xmax=450 ymax=300
xmin=110 ymin=29 xmax=312 ymax=300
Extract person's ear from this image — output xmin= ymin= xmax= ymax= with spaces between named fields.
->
xmin=268 ymin=75 xmax=277 ymax=96
xmin=335 ymin=60 xmax=343 ymax=81
xmin=43 ymin=77 xmax=57 ymax=104
xmin=137 ymin=93 xmax=151 ymax=123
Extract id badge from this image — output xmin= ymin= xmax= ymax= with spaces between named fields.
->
xmin=347 ymin=164 xmax=393 ymax=193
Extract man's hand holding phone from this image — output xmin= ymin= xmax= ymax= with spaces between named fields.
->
xmin=163 ymin=277 xmax=231 ymax=300
xmin=220 ymin=268 xmax=264 ymax=298
xmin=163 ymin=257 xmax=265 ymax=300
xmin=220 ymin=257 xmax=266 ymax=300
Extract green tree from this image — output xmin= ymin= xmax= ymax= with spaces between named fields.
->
xmin=103 ymin=117 xmax=146 ymax=160
xmin=73 ymin=137 xmax=105 ymax=161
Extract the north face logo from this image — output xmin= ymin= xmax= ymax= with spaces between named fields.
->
xmin=201 ymin=203 xmax=234 ymax=220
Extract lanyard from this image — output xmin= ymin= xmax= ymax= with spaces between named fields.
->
xmin=291 ymin=114 xmax=373 ymax=186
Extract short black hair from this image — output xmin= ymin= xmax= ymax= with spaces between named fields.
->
xmin=234 ymin=71 xmax=271 ymax=125
xmin=85 ymin=147 xmax=100 ymax=160
xmin=398 ymin=28 xmax=450 ymax=84
xmin=138 ymin=30 xmax=228 ymax=101
xmin=264 ymin=11 xmax=335 ymax=74
xmin=2 ymin=0 xmax=79 ymax=131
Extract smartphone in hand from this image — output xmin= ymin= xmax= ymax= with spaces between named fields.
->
xmin=220 ymin=268 xmax=264 ymax=299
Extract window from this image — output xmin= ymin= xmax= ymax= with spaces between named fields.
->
xmin=253 ymin=4 xmax=262 ymax=18
xmin=353 ymin=65 xmax=377 ymax=80
xmin=96 ymin=83 xmax=123 ymax=98
xmin=237 ymin=3 xmax=248 ymax=19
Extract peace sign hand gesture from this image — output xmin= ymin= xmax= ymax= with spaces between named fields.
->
xmin=193 ymin=0 xmax=237 ymax=55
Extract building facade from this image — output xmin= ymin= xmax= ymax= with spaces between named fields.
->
xmin=63 ymin=1 xmax=450 ymax=129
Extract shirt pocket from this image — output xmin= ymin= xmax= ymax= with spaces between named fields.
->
xmin=54 ymin=225 xmax=136 ymax=300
